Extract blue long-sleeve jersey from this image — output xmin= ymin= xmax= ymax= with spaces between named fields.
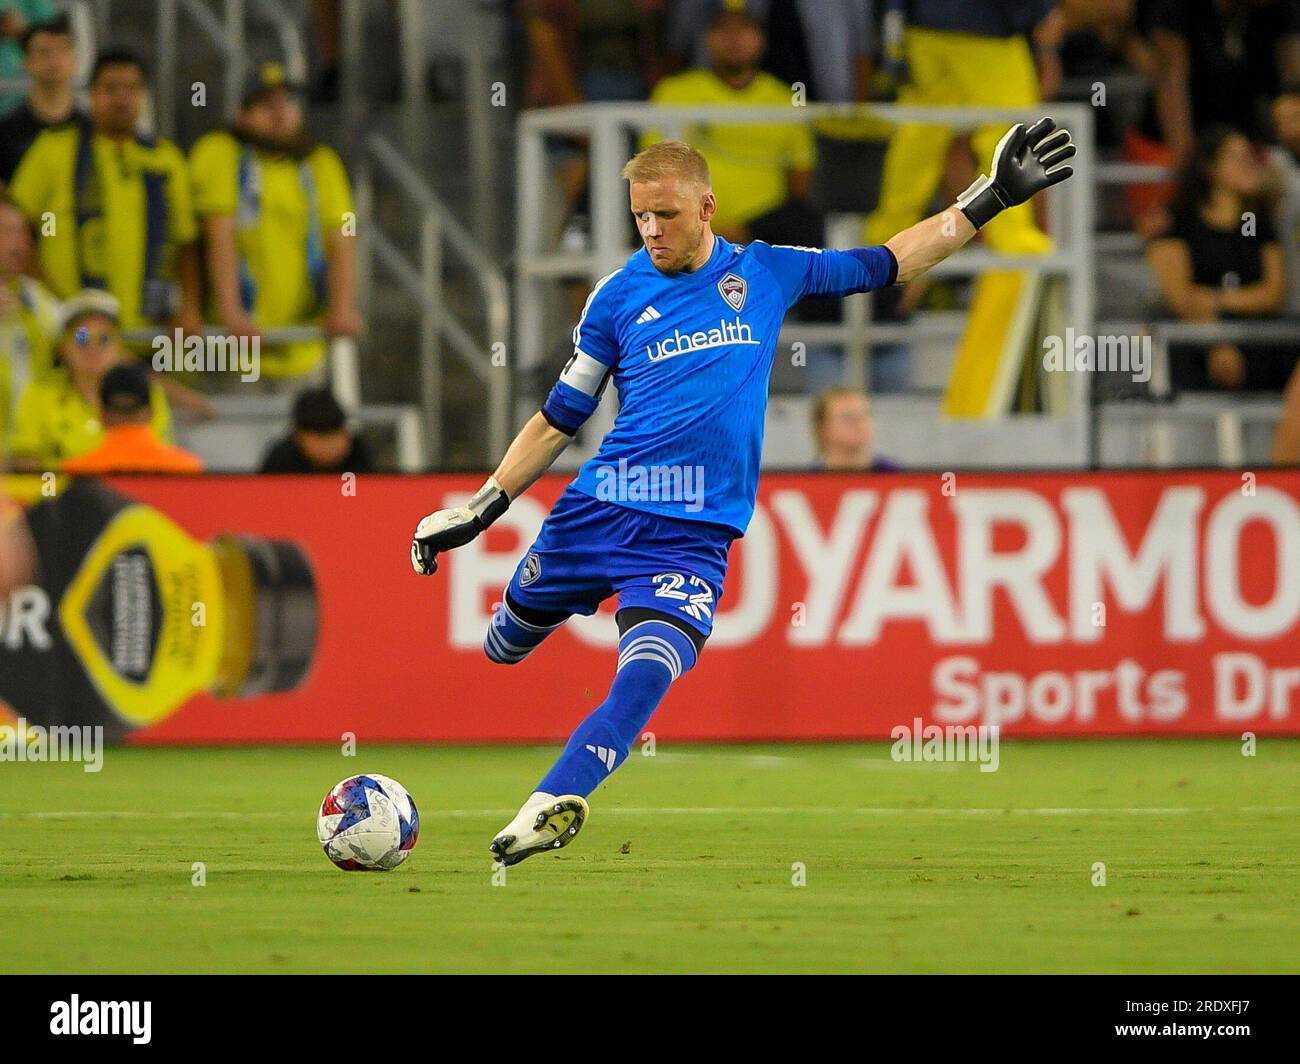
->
xmin=541 ymin=235 xmax=897 ymax=535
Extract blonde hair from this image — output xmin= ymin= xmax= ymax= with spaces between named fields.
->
xmin=812 ymin=387 xmax=870 ymax=450
xmin=621 ymin=140 xmax=711 ymax=190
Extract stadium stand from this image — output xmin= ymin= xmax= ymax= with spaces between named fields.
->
xmin=0 ymin=0 xmax=1296 ymax=474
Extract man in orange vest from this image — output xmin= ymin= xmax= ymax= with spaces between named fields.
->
xmin=61 ymin=361 xmax=204 ymax=474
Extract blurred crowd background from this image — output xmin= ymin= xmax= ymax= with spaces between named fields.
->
xmin=1 ymin=0 xmax=1299 ymax=479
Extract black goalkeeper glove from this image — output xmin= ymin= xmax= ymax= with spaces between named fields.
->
xmin=410 ymin=476 xmax=510 ymax=576
xmin=956 ymin=116 xmax=1077 ymax=231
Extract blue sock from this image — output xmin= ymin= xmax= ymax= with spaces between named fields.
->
xmin=484 ymin=595 xmax=565 ymax=665
xmin=536 ymin=619 xmax=698 ymax=798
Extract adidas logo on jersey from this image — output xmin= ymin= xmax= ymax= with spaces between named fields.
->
xmin=635 ymin=305 xmax=661 ymax=324
xmin=585 ymin=744 xmax=617 ymax=772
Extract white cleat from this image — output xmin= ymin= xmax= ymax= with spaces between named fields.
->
xmin=489 ymin=791 xmax=589 ymax=867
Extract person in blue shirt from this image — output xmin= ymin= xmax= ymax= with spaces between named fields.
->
xmin=411 ymin=121 xmax=1076 ymax=866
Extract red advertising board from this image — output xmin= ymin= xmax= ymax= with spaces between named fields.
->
xmin=4 ymin=471 xmax=1299 ymax=742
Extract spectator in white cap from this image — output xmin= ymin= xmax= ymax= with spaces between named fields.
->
xmin=6 ymin=288 xmax=175 ymax=471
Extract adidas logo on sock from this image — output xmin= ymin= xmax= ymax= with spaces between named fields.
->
xmin=634 ymin=305 xmax=660 ymax=325
xmin=585 ymin=744 xmax=616 ymax=772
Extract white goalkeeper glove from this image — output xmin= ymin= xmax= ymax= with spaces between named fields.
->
xmin=411 ymin=476 xmax=510 ymax=576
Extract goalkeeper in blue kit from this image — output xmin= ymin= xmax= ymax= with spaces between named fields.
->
xmin=411 ymin=119 xmax=1076 ymax=866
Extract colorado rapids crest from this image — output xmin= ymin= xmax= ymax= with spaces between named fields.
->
xmin=718 ymin=272 xmax=746 ymax=312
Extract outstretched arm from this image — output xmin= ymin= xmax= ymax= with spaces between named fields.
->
xmin=886 ymin=209 xmax=977 ymax=285
xmin=887 ymin=117 xmax=1077 ymax=285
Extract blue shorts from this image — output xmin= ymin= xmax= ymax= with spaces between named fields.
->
xmin=505 ymin=485 xmax=736 ymax=639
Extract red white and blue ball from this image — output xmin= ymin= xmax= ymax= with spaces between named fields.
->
xmin=317 ymin=774 xmax=420 ymax=871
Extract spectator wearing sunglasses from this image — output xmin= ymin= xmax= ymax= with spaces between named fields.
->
xmin=6 ymin=289 xmax=174 ymax=471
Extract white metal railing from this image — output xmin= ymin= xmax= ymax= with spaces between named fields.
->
xmin=1095 ymin=161 xmax=1173 ymax=185
xmin=1096 ymin=318 xmax=1299 ymax=466
xmin=120 ymin=326 xmax=423 ymax=470
xmin=356 ymin=133 xmax=511 ymax=464
xmin=181 ymin=392 xmax=425 ymax=472
xmin=517 ymin=101 xmax=1096 ymax=462
xmin=1099 ymin=395 xmax=1285 ymax=469
xmin=123 ymin=325 xmax=359 ymax=401
xmin=1087 ymin=154 xmax=1300 ymax=466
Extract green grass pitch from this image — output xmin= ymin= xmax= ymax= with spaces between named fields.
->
xmin=3 ymin=740 xmax=1298 ymax=973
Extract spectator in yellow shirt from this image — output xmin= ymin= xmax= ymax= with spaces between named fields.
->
xmin=0 ymin=196 xmax=59 ymax=460
xmin=9 ymin=49 xmax=215 ymax=419
xmin=8 ymin=49 xmax=204 ymax=340
xmin=643 ymin=10 xmax=817 ymax=245
xmin=862 ymin=2 xmax=1059 ymax=256
xmin=8 ymin=289 xmax=173 ymax=472
xmin=188 ymin=62 xmax=361 ymax=382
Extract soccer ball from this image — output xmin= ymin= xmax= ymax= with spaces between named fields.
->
xmin=317 ymin=774 xmax=420 ymax=871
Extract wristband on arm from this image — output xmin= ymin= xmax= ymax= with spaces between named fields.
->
xmin=467 ymin=476 xmax=510 ymax=530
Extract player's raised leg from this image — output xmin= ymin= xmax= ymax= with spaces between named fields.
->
xmin=536 ymin=609 xmax=701 ymax=795
xmin=488 ymin=607 xmax=704 ymax=867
